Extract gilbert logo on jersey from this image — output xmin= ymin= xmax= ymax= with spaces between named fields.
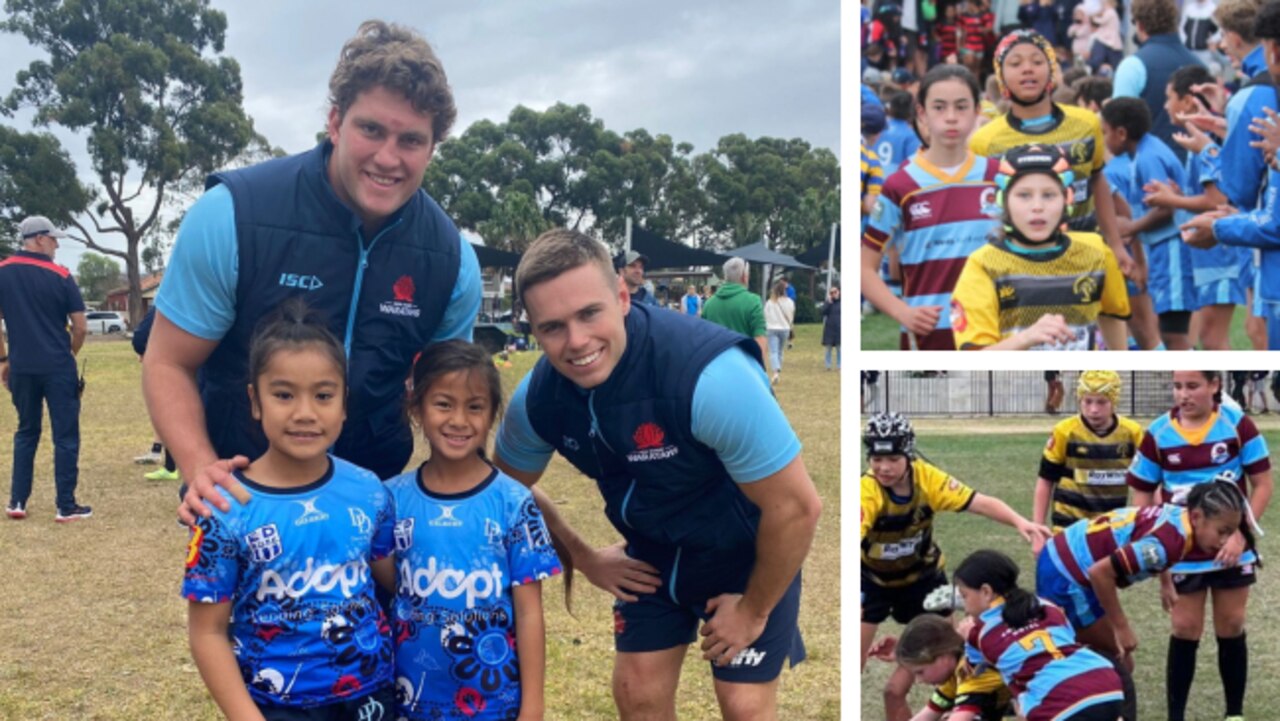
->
xmin=627 ymin=422 xmax=679 ymax=462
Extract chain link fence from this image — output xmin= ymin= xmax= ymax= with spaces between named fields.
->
xmin=860 ymin=371 xmax=1279 ymax=417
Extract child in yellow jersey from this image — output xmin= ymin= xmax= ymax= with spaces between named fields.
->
xmin=861 ymin=412 xmax=1051 ymax=721
xmin=1032 ymin=371 xmax=1145 ymax=553
xmin=950 ymin=144 xmax=1130 ymax=350
xmin=869 ymin=614 xmax=1013 ymax=721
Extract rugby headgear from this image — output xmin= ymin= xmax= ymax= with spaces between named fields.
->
xmin=1077 ymin=370 xmax=1122 ymax=406
xmin=993 ymin=29 xmax=1060 ymax=106
xmin=996 ymin=144 xmax=1074 ymax=243
xmin=864 ymin=412 xmax=916 ymax=458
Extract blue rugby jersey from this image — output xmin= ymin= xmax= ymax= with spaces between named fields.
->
xmin=862 ymin=152 xmax=1000 ymax=348
xmin=384 ymin=465 xmax=562 ymax=721
xmin=1181 ymin=143 xmax=1253 ymax=302
xmin=182 ymin=457 xmax=395 ymax=708
xmin=876 ymin=118 xmax=922 ymax=174
xmin=1127 ymin=403 xmax=1270 ymax=573
xmin=968 ymin=601 xmax=1124 ymax=721
xmin=1046 ymin=505 xmax=1207 ymax=588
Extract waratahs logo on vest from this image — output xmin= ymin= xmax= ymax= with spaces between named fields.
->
xmin=380 ymin=275 xmax=421 ymax=318
xmin=626 ymin=422 xmax=679 ymax=462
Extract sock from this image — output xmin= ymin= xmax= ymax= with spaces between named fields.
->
xmin=1219 ymin=632 xmax=1247 ymax=717
xmin=164 ymin=450 xmax=176 ymax=474
xmin=1168 ymin=636 xmax=1199 ymax=721
xmin=150 ymin=441 xmax=162 ymax=454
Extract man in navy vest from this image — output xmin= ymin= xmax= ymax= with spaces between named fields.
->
xmin=495 ymin=228 xmax=822 ymax=719
xmin=0 ymin=216 xmax=92 ymax=522
xmin=145 ymin=20 xmax=481 ymax=521
xmin=1111 ymin=0 xmax=1204 ymax=162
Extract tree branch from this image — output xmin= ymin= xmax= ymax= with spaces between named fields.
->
xmin=65 ymin=219 xmax=127 ymax=261
xmin=137 ymin=179 xmax=167 ymax=237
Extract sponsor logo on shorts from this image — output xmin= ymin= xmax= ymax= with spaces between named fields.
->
xmin=627 ymin=422 xmax=679 ymax=462
xmin=729 ymin=647 xmax=768 ymax=668
xmin=246 ymin=524 xmax=283 ymax=563
xmin=614 ymin=609 xmax=626 ymax=635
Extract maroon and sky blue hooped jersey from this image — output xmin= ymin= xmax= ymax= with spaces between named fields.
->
xmin=182 ymin=457 xmax=395 ymax=709
xmin=1046 ymin=504 xmax=1208 ymax=588
xmin=384 ymin=465 xmax=562 ymax=721
xmin=967 ymin=600 xmax=1124 ymax=721
xmin=1127 ymin=403 xmax=1270 ymax=574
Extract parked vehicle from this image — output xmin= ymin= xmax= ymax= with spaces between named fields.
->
xmin=85 ymin=310 xmax=128 ymax=334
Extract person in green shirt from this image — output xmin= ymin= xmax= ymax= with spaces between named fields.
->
xmin=702 ymin=257 xmax=769 ymax=369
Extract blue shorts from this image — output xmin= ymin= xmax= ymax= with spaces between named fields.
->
xmin=1036 ymin=549 xmax=1104 ymax=630
xmin=1147 ymin=239 xmax=1199 ymax=314
xmin=1196 ymin=275 xmax=1250 ymax=307
xmin=1262 ymin=299 xmax=1280 ymax=349
xmin=614 ymin=570 xmax=806 ymax=683
xmin=259 ymin=684 xmax=394 ymax=720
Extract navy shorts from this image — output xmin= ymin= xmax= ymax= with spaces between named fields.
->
xmin=861 ymin=569 xmax=950 ymax=625
xmin=259 ymin=684 xmax=395 ymax=720
xmin=614 ymin=570 xmax=806 ymax=683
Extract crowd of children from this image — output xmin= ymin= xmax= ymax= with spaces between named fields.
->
xmin=861 ymin=370 xmax=1276 ymax=721
xmin=862 ymin=0 xmax=1280 ymax=350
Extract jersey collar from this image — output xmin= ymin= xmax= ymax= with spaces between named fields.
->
xmin=914 ymin=150 xmax=977 ymax=184
xmin=1004 ymin=103 xmax=1066 ymax=136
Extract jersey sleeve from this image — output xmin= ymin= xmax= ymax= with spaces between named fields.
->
xmin=155 ymin=184 xmax=240 ymax=341
xmin=428 ymin=238 xmax=481 ymax=342
xmin=181 ymin=513 xmax=239 ymax=604
xmin=1099 ymin=243 xmax=1131 ymax=318
xmin=950 ymin=255 xmax=1002 ymax=350
xmin=1039 ymin=422 xmax=1072 ymax=481
xmin=1237 ymin=414 xmax=1273 ymax=475
xmin=928 ymin=673 xmax=960 ymax=713
xmin=1110 ymin=533 xmax=1173 ymax=583
xmin=371 ymin=487 xmax=395 ymax=561
xmin=65 ymin=275 xmax=86 ymax=315
xmin=691 ymin=346 xmax=801 ymax=483
xmin=1126 ymin=431 xmax=1164 ymax=493
xmin=863 ymin=192 xmax=903 ymax=252
xmin=506 ymin=488 xmax=564 ymax=586
xmin=861 ymin=476 xmax=883 ymax=540
xmin=493 ymin=373 xmax=556 ymax=474
xmin=1110 ymin=57 xmax=1148 ymax=102
xmin=920 ymin=464 xmax=978 ymax=513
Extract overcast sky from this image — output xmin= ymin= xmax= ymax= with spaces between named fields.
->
xmin=0 ymin=0 xmax=838 ymax=271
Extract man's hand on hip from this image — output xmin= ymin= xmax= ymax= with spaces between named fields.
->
xmin=699 ymin=593 xmax=769 ymax=667
xmin=579 ymin=541 xmax=662 ymax=603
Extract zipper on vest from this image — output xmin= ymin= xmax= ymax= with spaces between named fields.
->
xmin=343 ymin=219 xmax=404 ymax=357
xmin=586 ymin=391 xmax=616 ymax=454
xmin=668 ymin=546 xmax=682 ymax=604
xmin=620 ymin=479 xmax=637 ymax=529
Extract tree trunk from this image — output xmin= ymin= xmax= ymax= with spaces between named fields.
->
xmin=124 ymin=234 xmax=143 ymax=327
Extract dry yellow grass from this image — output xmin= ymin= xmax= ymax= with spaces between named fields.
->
xmin=0 ymin=325 xmax=840 ymax=720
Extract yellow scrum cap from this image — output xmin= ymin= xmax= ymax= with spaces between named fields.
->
xmin=1077 ymin=370 xmax=1121 ymax=406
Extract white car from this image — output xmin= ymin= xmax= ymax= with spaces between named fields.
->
xmin=85 ymin=310 xmax=128 ymax=334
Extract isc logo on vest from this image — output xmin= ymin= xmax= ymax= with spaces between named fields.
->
xmin=399 ymin=557 xmax=504 ymax=609
xmin=279 ymin=273 xmax=324 ymax=291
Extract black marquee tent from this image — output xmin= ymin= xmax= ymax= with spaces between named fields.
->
xmin=723 ymin=240 xmax=815 ymax=270
xmin=627 ymin=225 xmax=732 ymax=269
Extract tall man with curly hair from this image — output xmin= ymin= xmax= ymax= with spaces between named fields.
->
xmin=144 ymin=21 xmax=482 ymax=512
xmin=1111 ymin=0 xmax=1205 ymax=162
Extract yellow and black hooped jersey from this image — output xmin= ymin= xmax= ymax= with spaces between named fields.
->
xmin=969 ymin=103 xmax=1107 ymax=230
xmin=1040 ymin=414 xmax=1145 ymax=530
xmin=929 ymin=658 xmax=1013 ymax=720
xmin=950 ymin=232 xmax=1130 ymax=350
xmin=861 ymin=459 xmax=977 ymax=588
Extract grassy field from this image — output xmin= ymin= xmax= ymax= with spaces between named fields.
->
xmin=0 ymin=324 xmax=839 ymax=720
xmin=860 ymin=416 xmax=1280 ymax=720
xmin=859 ymin=307 xmax=1260 ymax=350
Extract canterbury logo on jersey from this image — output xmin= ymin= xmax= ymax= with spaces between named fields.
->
xmin=256 ymin=558 xmax=369 ymax=601
xmin=399 ymin=557 xmax=505 ymax=608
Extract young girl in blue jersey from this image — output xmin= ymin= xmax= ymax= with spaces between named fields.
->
xmin=184 ymin=300 xmax=397 ymax=720
xmin=954 ymin=550 xmax=1128 ymax=721
xmin=861 ymin=63 xmax=1001 ymax=350
xmin=383 ymin=340 xmax=562 ymax=721
xmin=1036 ymin=482 xmax=1252 ymax=670
xmin=1126 ymin=370 xmax=1274 ymax=721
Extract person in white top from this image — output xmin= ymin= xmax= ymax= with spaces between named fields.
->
xmin=763 ymin=279 xmax=795 ymax=386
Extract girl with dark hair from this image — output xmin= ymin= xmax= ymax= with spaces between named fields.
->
xmin=1127 ymin=370 xmax=1274 ymax=721
xmin=954 ymin=550 xmax=1127 ymax=721
xmin=383 ymin=340 xmax=562 ymax=720
xmin=184 ymin=299 xmax=399 ymax=718
xmin=862 ymin=64 xmax=1001 ymax=351
xmin=1037 ymin=481 xmax=1255 ymax=666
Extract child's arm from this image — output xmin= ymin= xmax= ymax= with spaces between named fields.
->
xmin=1031 ymin=478 xmax=1057 ymax=555
xmin=513 ymin=582 xmax=547 ymax=721
xmin=1087 ymin=557 xmax=1139 ymax=657
xmin=189 ymin=601 xmax=266 ymax=721
xmin=1117 ymin=203 xmax=1175 ymax=241
xmin=967 ymin=493 xmax=1053 ymax=545
xmin=910 ymin=706 xmax=946 ymax=721
xmin=371 ymin=556 xmax=396 ymax=594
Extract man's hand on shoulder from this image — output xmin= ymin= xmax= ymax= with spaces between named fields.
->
xmin=177 ymin=455 xmax=252 ymax=526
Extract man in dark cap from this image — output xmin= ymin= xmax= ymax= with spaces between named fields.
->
xmin=617 ymin=249 xmax=660 ymax=307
